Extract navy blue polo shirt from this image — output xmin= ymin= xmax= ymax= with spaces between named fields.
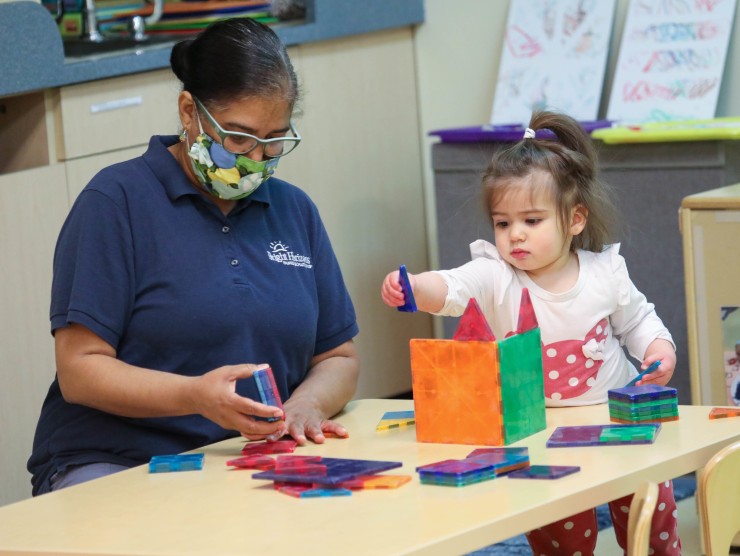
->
xmin=28 ymin=135 xmax=358 ymax=495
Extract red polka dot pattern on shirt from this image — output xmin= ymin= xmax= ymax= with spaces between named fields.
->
xmin=541 ymin=318 xmax=609 ymax=401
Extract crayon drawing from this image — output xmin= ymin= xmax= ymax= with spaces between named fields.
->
xmin=607 ymin=0 xmax=738 ymax=123
xmin=491 ymin=0 xmax=616 ymax=125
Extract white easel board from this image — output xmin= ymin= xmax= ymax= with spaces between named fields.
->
xmin=607 ymin=0 xmax=738 ymax=123
xmin=491 ymin=0 xmax=616 ymax=125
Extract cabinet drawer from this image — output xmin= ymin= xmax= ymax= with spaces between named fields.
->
xmin=57 ymin=69 xmax=180 ymax=159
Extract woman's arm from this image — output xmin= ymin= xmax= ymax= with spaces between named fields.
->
xmin=55 ymin=323 xmax=284 ymax=435
xmin=281 ymin=339 xmax=360 ymax=445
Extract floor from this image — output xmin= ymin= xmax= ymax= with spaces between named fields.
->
xmin=594 ymin=495 xmax=701 ymax=555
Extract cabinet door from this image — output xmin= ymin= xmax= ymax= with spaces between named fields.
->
xmin=56 ymin=69 xmax=180 ymax=160
xmin=278 ymin=28 xmax=433 ymax=398
xmin=66 ymin=146 xmax=146 ymax=204
xmin=0 ymin=164 xmax=69 ymax=505
xmin=683 ymin=207 xmax=740 ymax=405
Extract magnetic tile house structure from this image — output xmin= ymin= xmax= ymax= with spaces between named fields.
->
xmin=410 ymin=290 xmax=546 ymax=446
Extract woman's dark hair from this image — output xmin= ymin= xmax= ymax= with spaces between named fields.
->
xmin=170 ymin=18 xmax=300 ymax=109
xmin=482 ymin=110 xmax=619 ymax=253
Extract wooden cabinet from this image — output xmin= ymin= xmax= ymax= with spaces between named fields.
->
xmin=0 ymin=164 xmax=69 ymax=506
xmin=681 ymin=183 xmax=740 ymax=406
xmin=55 ymin=69 xmax=180 ymax=160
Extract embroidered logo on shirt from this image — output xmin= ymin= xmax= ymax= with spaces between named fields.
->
xmin=267 ymin=241 xmax=312 ymax=269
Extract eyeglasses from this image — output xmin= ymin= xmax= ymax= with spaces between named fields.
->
xmin=193 ymin=98 xmax=301 ymax=158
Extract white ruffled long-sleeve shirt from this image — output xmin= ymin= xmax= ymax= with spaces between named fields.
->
xmin=433 ymin=240 xmax=674 ymax=407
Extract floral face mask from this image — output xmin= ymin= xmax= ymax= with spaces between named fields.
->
xmin=186 ymin=118 xmax=278 ymax=201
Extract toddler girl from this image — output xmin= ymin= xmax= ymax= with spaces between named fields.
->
xmin=381 ymin=111 xmax=680 ymax=555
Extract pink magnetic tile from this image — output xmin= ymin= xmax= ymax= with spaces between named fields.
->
xmin=241 ymin=439 xmax=298 ymax=456
xmin=226 ymin=455 xmax=276 ymax=470
xmin=277 ymin=485 xmax=313 ymax=498
xmin=275 ymin=455 xmax=323 ymax=467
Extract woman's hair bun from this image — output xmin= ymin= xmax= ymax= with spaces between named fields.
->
xmin=170 ymin=39 xmax=194 ymax=86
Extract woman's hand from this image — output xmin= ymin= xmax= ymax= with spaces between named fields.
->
xmin=189 ymin=364 xmax=285 ymax=439
xmin=278 ymin=397 xmax=349 ymax=446
xmin=637 ymin=339 xmax=677 ymax=386
xmin=269 ymin=340 xmax=359 ymax=446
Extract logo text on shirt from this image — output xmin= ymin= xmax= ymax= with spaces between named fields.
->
xmin=267 ymin=241 xmax=312 ymax=269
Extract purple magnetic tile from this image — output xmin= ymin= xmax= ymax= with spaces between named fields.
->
xmin=465 ymin=453 xmax=529 ymax=473
xmin=415 ymin=459 xmax=460 ymax=472
xmin=416 ymin=459 xmax=493 ymax=477
xmin=419 ymin=468 xmax=497 ymax=487
xmin=428 ymin=121 xmax=612 ymax=143
xmin=252 ymin=457 xmax=402 ymax=486
xmin=546 ymin=424 xmax=661 ymax=447
xmin=466 ymin=447 xmax=529 ymax=460
xmin=507 ymin=465 xmax=581 ymax=479
xmin=397 ymin=264 xmax=417 ymax=312
xmin=607 ymin=385 xmax=677 ymax=403
xmin=272 ymin=463 xmax=327 ymax=476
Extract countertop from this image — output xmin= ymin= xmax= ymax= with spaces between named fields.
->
xmin=0 ymin=0 xmax=424 ymax=98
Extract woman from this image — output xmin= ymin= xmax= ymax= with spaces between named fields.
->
xmin=28 ymin=18 xmax=360 ymax=495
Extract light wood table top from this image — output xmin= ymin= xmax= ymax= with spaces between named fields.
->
xmin=0 ymin=399 xmax=738 ymax=556
xmin=681 ymin=182 xmax=740 ymax=209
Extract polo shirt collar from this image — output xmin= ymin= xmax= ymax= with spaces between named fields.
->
xmin=143 ymin=135 xmax=273 ymax=208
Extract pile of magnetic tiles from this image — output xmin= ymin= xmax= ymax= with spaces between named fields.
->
xmin=608 ymin=384 xmax=679 ymax=424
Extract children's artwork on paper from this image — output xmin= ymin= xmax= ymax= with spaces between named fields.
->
xmin=721 ymin=306 xmax=740 ymax=407
xmin=490 ymin=0 xmax=617 ymax=125
xmin=607 ymin=0 xmax=738 ymax=123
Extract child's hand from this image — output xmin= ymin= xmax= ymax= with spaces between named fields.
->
xmin=637 ymin=339 xmax=676 ymax=386
xmin=381 ymin=270 xmax=410 ymax=307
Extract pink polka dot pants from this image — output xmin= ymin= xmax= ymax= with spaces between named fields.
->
xmin=525 ymin=480 xmax=681 ymax=555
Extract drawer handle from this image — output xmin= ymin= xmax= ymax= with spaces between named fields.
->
xmin=90 ymin=96 xmax=143 ymax=114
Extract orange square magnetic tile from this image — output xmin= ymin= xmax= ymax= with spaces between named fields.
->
xmin=410 ymin=339 xmax=503 ymax=445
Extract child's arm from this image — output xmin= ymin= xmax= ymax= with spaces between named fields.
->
xmin=381 ymin=270 xmax=448 ymax=313
xmin=635 ymin=338 xmax=676 ymax=386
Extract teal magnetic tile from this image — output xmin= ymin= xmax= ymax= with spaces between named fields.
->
xmin=149 ymin=453 xmax=204 ymax=473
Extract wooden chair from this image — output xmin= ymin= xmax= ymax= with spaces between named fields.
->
xmin=627 ymin=481 xmax=659 ymax=556
xmin=697 ymin=440 xmax=740 ymax=556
